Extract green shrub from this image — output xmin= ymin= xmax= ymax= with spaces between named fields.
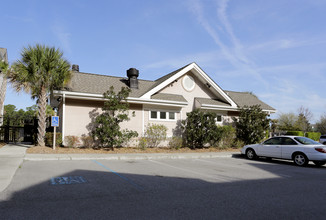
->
xmin=168 ymin=136 xmax=183 ymax=149
xmin=64 ymin=136 xmax=80 ymax=148
xmin=81 ymin=135 xmax=94 ymax=148
xmin=144 ymin=124 xmax=168 ymax=148
xmin=138 ymin=137 xmax=148 ymax=150
xmin=234 ymin=105 xmax=270 ymax=145
xmin=45 ymin=132 xmax=62 ymax=147
xmin=182 ymin=110 xmax=220 ymax=149
xmin=286 ymin=131 xmax=304 ymax=136
xmin=92 ymin=86 xmax=138 ymax=148
xmin=216 ymin=126 xmax=236 ymax=149
xmin=305 ymin=132 xmax=321 ymax=141
xmin=232 ymin=139 xmax=245 ymax=148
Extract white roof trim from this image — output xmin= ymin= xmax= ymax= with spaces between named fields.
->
xmin=141 ymin=64 xmax=194 ymax=99
xmin=52 ymin=90 xmax=188 ymax=107
xmin=140 ymin=63 xmax=238 ymax=108
xmin=201 ymin=105 xmax=276 ymax=113
xmin=200 ymin=103 xmax=237 ymax=110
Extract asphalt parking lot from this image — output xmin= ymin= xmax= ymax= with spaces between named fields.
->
xmin=1 ymin=156 xmax=326 ymax=219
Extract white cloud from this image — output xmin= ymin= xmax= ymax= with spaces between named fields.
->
xmin=187 ymin=0 xmax=268 ymax=87
xmin=142 ymin=50 xmax=226 ymax=71
xmin=247 ymin=38 xmax=326 ymax=52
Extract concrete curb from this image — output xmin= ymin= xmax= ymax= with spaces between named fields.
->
xmin=24 ymin=152 xmax=241 ymax=161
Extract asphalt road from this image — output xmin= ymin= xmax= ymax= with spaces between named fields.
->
xmin=1 ymin=156 xmax=326 ymax=220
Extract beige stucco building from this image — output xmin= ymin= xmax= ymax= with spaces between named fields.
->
xmin=51 ymin=63 xmax=276 ymax=145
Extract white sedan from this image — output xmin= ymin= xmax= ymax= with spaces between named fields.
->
xmin=241 ymin=136 xmax=326 ymax=166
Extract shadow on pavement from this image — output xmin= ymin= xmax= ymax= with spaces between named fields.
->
xmin=1 ymin=159 xmax=326 ymax=219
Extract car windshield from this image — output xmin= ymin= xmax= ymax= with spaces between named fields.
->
xmin=294 ymin=137 xmax=322 ymax=145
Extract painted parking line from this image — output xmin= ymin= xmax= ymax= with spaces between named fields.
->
xmin=148 ymin=159 xmax=232 ymax=182
xmin=92 ymin=160 xmax=145 ymax=191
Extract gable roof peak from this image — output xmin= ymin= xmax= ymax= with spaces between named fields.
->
xmin=139 ymin=62 xmax=238 ymax=108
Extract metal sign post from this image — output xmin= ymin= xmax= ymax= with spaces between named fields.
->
xmin=51 ymin=114 xmax=59 ymax=150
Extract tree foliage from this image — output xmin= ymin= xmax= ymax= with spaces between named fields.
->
xmin=3 ymin=104 xmax=54 ymax=126
xmin=277 ymin=106 xmax=313 ymax=133
xmin=182 ymin=109 xmax=221 ymax=149
xmin=294 ymin=106 xmax=313 ymax=133
xmin=315 ymin=114 xmax=326 ymax=134
xmin=0 ymin=60 xmax=9 ymax=73
xmin=7 ymin=44 xmax=71 ymax=146
xmin=4 ymin=105 xmax=25 ymax=126
xmin=277 ymin=112 xmax=298 ymax=131
xmin=234 ymin=105 xmax=270 ymax=145
xmin=92 ymin=86 xmax=138 ymax=148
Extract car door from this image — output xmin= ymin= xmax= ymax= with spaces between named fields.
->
xmin=279 ymin=137 xmax=298 ymax=159
xmin=258 ymin=137 xmax=282 ymax=158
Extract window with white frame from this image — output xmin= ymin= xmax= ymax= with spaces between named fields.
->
xmin=150 ymin=110 xmax=176 ymax=121
xmin=216 ymin=115 xmax=222 ymax=123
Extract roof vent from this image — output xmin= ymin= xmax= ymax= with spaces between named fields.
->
xmin=72 ymin=64 xmax=79 ymax=72
xmin=127 ymin=68 xmax=139 ymax=89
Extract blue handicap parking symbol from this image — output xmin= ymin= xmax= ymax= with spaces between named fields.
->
xmin=51 ymin=116 xmax=59 ymax=127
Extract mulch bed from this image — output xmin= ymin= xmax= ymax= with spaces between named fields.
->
xmin=0 ymin=142 xmax=6 ymax=149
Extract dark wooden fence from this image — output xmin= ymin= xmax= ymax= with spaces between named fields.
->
xmin=0 ymin=117 xmax=38 ymax=144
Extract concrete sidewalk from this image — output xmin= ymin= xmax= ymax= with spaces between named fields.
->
xmin=0 ymin=144 xmax=31 ymax=192
xmin=0 ymin=144 xmax=241 ymax=192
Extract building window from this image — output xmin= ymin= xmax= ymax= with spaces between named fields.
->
xmin=151 ymin=111 xmax=158 ymax=119
xmin=150 ymin=110 xmax=176 ymax=121
xmin=216 ymin=115 xmax=222 ymax=123
xmin=169 ymin=112 xmax=175 ymax=120
xmin=182 ymin=75 xmax=195 ymax=91
xmin=160 ymin=111 xmax=166 ymax=119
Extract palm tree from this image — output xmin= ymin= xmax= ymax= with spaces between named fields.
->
xmin=6 ymin=44 xmax=71 ymax=146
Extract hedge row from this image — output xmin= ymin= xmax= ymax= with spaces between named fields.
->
xmin=285 ymin=131 xmax=321 ymax=141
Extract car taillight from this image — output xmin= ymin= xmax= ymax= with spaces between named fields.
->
xmin=315 ymin=147 xmax=326 ymax=153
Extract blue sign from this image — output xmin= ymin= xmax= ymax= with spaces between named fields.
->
xmin=51 ymin=116 xmax=59 ymax=127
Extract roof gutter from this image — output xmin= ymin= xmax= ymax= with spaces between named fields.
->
xmin=200 ymin=104 xmax=277 ymax=113
xmin=52 ymin=90 xmax=188 ymax=107
xmin=200 ymin=104 xmax=238 ymax=111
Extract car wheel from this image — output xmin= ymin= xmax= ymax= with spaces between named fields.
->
xmin=313 ymin=161 xmax=326 ymax=166
xmin=293 ymin=153 xmax=308 ymax=166
xmin=246 ymin=148 xmax=256 ymax=160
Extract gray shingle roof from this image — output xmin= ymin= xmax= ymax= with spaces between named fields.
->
xmin=224 ymin=90 xmax=275 ymax=111
xmin=66 ymin=63 xmax=193 ymax=98
xmin=195 ymin=97 xmax=231 ymax=107
xmin=66 ymin=71 xmax=155 ymax=98
xmin=151 ymin=93 xmax=187 ymax=103
xmin=64 ymin=65 xmax=275 ymax=112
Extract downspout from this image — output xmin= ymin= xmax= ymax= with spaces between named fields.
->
xmin=62 ymin=93 xmax=66 ymax=143
xmin=142 ymin=104 xmax=145 ymax=136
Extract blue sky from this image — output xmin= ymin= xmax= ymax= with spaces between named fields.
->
xmin=2 ymin=0 xmax=326 ymax=123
